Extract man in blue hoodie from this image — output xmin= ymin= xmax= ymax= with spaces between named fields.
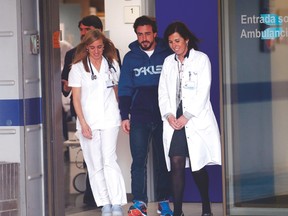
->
xmin=118 ymin=16 xmax=173 ymax=216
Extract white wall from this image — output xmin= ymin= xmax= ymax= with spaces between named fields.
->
xmin=104 ymin=0 xmax=155 ymax=62
xmin=0 ymin=0 xmax=22 ymax=163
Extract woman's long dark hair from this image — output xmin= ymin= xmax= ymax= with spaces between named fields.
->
xmin=164 ymin=21 xmax=200 ymax=51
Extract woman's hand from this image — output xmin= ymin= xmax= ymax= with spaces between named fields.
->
xmin=176 ymin=115 xmax=189 ymax=129
xmin=81 ymin=122 xmax=92 ymax=139
xmin=167 ymin=115 xmax=181 ymax=130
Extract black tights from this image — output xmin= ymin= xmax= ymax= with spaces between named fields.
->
xmin=171 ymin=156 xmax=186 ymax=216
xmin=170 ymin=156 xmax=211 ymax=216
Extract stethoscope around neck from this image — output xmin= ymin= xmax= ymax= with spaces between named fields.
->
xmin=87 ymin=56 xmax=116 ymax=80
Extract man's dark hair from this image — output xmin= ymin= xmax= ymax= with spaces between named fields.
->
xmin=78 ymin=15 xmax=103 ymax=31
xmin=133 ymin=16 xmax=157 ymax=33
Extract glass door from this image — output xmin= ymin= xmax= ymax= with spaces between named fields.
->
xmin=221 ymin=0 xmax=288 ymax=215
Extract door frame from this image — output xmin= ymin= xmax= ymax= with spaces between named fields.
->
xmin=39 ymin=0 xmax=65 ymax=215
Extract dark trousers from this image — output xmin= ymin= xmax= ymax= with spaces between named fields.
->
xmin=130 ymin=121 xmax=171 ymax=203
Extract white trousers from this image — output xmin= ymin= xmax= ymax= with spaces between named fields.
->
xmin=77 ymin=126 xmax=127 ymax=206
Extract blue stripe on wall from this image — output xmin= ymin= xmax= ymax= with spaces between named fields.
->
xmin=24 ymin=97 xmax=42 ymax=125
xmin=0 ymin=98 xmax=42 ymax=126
xmin=0 ymin=99 xmax=23 ymax=126
xmin=230 ymin=82 xmax=272 ymax=104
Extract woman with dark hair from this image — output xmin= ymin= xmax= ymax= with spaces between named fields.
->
xmin=158 ymin=21 xmax=221 ymax=216
xmin=68 ymin=29 xmax=127 ymax=216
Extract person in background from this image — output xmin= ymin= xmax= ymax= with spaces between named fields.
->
xmin=60 ymin=40 xmax=73 ymax=141
xmin=158 ymin=21 xmax=222 ymax=216
xmin=62 ymin=15 xmax=104 ymax=118
xmin=68 ymin=29 xmax=127 ymax=216
xmin=118 ymin=15 xmax=173 ymax=216
xmin=61 ymin=15 xmax=121 ymax=207
xmin=62 ymin=15 xmax=121 ymax=117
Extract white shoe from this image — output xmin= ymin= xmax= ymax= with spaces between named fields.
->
xmin=102 ymin=204 xmax=112 ymax=216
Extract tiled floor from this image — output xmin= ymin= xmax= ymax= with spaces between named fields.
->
xmin=64 ymin=150 xmax=223 ymax=216
xmin=66 ymin=203 xmax=223 ymax=216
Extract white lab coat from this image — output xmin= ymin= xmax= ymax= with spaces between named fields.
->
xmin=158 ymin=49 xmax=221 ymax=172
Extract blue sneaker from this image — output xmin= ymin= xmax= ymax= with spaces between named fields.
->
xmin=157 ymin=200 xmax=173 ymax=216
xmin=128 ymin=200 xmax=147 ymax=216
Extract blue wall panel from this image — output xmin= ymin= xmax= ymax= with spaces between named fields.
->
xmin=156 ymin=0 xmax=222 ymax=202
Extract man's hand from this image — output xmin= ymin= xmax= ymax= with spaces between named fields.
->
xmin=62 ymin=79 xmax=72 ymax=93
xmin=121 ymin=119 xmax=130 ymax=134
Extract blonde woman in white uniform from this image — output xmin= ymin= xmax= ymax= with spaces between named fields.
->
xmin=68 ymin=29 xmax=127 ymax=216
xmin=158 ymin=22 xmax=221 ymax=216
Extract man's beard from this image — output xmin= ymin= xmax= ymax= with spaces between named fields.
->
xmin=140 ymin=40 xmax=154 ymax=51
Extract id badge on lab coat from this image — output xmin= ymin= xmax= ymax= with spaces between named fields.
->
xmin=183 ymin=80 xmax=196 ymax=89
xmin=183 ymin=71 xmax=197 ymax=89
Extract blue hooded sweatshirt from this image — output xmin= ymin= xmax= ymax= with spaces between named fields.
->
xmin=118 ymin=38 xmax=172 ymax=123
